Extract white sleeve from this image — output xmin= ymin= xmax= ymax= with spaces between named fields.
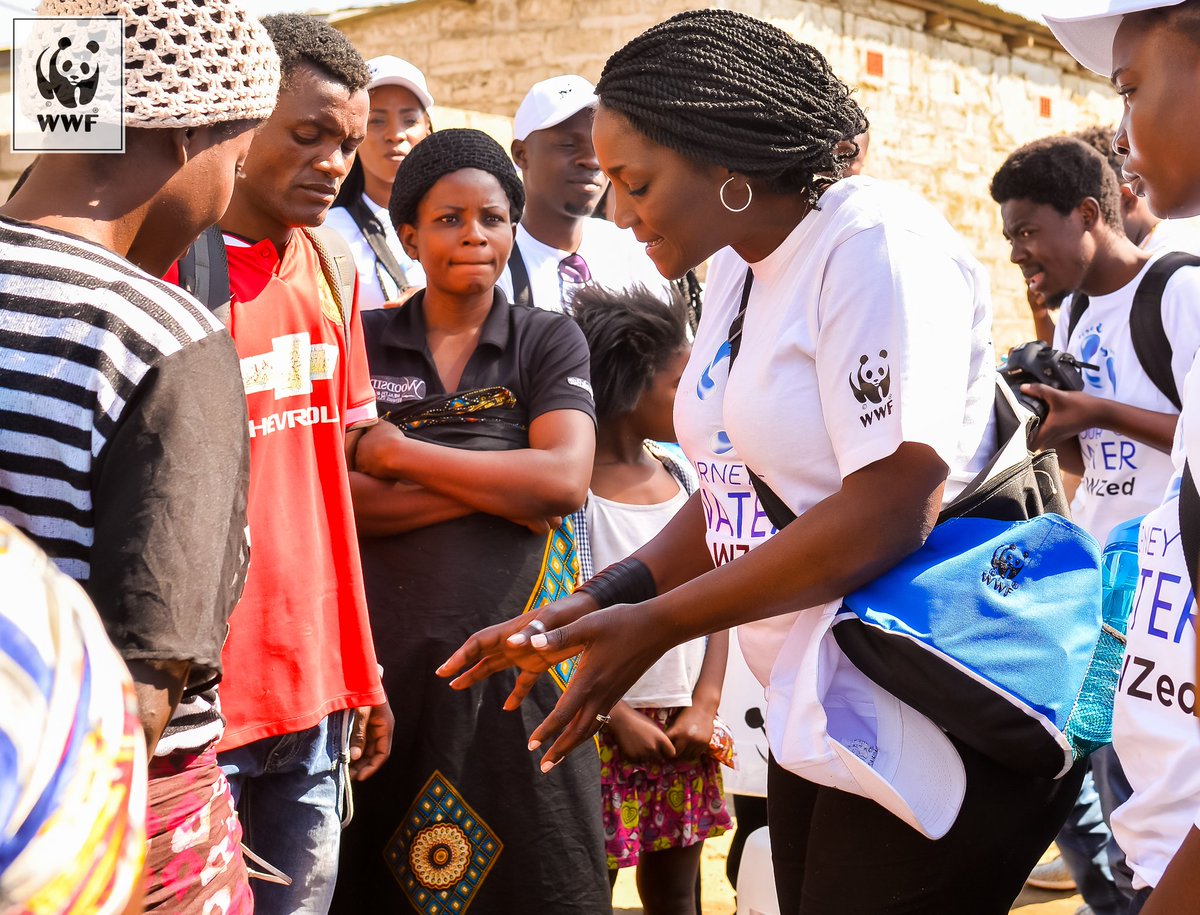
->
xmin=1159 ymin=269 xmax=1200 ymax=400
xmin=496 ymin=264 xmax=514 ymax=304
xmin=1054 ymin=296 xmax=1072 ymax=353
xmin=815 ymin=223 xmax=981 ymax=481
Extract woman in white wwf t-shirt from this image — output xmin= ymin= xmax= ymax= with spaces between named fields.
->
xmin=440 ymin=10 xmax=1085 ymax=912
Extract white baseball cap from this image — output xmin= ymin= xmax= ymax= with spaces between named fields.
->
xmin=765 ymin=605 xmax=967 ymax=840
xmin=513 ymin=75 xmax=598 ymax=142
xmin=1043 ymin=0 xmax=1188 ymax=76
xmin=366 ymin=55 xmax=434 ymax=110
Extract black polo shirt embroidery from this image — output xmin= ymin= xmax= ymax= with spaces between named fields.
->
xmin=361 ymin=289 xmax=596 ymax=432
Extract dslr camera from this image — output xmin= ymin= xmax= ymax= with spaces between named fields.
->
xmin=1000 ymin=341 xmax=1097 ymax=423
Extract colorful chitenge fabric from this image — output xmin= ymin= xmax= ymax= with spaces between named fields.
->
xmin=332 ymin=389 xmax=609 ymax=914
xmin=0 ymin=520 xmax=147 ymax=915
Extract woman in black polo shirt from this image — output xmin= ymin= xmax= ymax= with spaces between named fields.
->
xmin=331 ymin=129 xmax=605 ymax=913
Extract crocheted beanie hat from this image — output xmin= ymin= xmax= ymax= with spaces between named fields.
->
xmin=389 ymin=128 xmax=526 ymax=228
xmin=36 ymin=0 xmax=280 ymax=128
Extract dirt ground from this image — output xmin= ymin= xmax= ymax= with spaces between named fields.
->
xmin=612 ymin=823 xmax=1085 ymax=914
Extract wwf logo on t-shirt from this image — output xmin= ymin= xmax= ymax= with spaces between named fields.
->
xmin=850 ymin=350 xmax=891 ymax=404
xmin=372 ymin=375 xmax=426 ymax=404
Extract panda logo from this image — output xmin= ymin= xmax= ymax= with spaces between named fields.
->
xmin=849 ymin=350 xmax=891 ymax=404
xmin=983 ymin=543 xmax=1029 ymax=595
xmin=36 ymin=36 xmax=101 ymax=109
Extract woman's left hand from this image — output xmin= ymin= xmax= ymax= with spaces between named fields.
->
xmin=664 ymin=704 xmax=716 ymax=763
xmin=355 ymin=421 xmax=409 ymax=478
xmin=525 ymin=602 xmax=671 ymax=773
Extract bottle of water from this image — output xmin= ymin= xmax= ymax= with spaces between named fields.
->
xmin=1067 ymin=515 xmax=1144 ymax=756
xmin=1101 ymin=515 xmax=1144 ymax=635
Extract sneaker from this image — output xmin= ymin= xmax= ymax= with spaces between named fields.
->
xmin=1026 ymin=855 xmax=1078 ymax=891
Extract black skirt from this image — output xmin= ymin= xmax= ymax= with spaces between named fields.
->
xmin=331 ymin=513 xmax=608 ymax=914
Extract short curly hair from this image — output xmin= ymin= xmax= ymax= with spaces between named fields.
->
xmin=262 ymin=14 xmax=368 ymax=92
xmin=571 ymin=284 xmax=688 ymax=421
xmin=1073 ymin=125 xmax=1123 ymax=178
xmin=990 ymin=136 xmax=1122 ymax=230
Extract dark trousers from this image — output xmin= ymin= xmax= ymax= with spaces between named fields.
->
xmin=767 ymin=737 xmax=1086 ymax=914
xmin=1127 ymin=887 xmax=1153 ymax=915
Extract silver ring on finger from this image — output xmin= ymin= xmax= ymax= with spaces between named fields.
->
xmin=595 ymin=713 xmax=612 ymax=726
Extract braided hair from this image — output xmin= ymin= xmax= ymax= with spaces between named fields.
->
xmin=595 ymin=9 xmax=868 ymax=206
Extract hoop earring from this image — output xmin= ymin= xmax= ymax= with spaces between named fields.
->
xmin=720 ymin=175 xmax=752 ymax=213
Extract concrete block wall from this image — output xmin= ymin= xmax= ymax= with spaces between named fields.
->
xmin=337 ymin=0 xmax=1121 ymax=354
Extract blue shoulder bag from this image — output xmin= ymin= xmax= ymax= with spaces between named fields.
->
xmin=730 ymin=269 xmax=1115 ymax=779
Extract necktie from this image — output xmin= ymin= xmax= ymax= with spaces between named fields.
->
xmin=557 ymin=253 xmax=591 ymax=314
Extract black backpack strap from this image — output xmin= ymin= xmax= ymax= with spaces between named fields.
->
xmin=342 ymin=196 xmax=410 ymax=299
xmin=508 ymin=243 xmax=532 ymax=309
xmin=723 ymin=268 xmax=799 ymax=530
xmin=1066 ymin=292 xmax=1089 ymax=342
xmin=1181 ymin=461 xmax=1200 ymax=597
xmin=176 ymin=225 xmax=231 ymax=325
xmin=1129 ymin=252 xmax=1200 ymax=411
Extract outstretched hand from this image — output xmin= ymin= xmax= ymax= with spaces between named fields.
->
xmin=437 ymin=591 xmax=599 ymax=710
xmin=518 ymin=602 xmax=670 ymax=774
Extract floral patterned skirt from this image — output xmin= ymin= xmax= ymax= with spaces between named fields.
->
xmin=599 ymin=707 xmax=732 ymax=870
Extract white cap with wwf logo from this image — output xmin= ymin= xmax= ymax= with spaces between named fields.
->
xmin=1042 ymin=0 xmax=1188 ymax=75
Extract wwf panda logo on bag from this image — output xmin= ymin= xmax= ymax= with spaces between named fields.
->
xmin=983 ymin=543 xmax=1029 ymax=595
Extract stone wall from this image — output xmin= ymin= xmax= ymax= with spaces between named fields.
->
xmin=336 ymin=0 xmax=1121 ymax=353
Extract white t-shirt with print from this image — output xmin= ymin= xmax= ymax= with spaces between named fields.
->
xmin=497 ymin=221 xmax=673 ymax=313
xmin=675 ymin=176 xmax=996 ymax=689
xmin=675 ymin=247 xmax=778 ymax=796
xmin=1143 ymin=218 xmax=1200 ymax=255
xmin=1054 ymin=254 xmax=1200 ymax=542
xmin=1111 ymin=373 xmax=1200 ymax=890
xmin=586 ymin=484 xmax=706 ymax=708
xmin=325 ymin=194 xmax=426 ymax=311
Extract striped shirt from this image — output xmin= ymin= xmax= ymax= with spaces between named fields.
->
xmin=0 ymin=216 xmax=251 ymax=751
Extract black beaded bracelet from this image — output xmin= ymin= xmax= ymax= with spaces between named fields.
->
xmin=577 ymin=557 xmax=657 ymax=608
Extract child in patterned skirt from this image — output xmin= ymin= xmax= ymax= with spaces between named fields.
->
xmin=571 ymin=284 xmax=733 ymax=915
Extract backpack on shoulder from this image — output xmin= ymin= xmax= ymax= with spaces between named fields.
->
xmin=176 ymin=223 xmax=357 ymax=331
xmin=1066 ymin=252 xmax=1200 ymax=616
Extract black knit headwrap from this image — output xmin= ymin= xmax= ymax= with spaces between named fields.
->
xmin=595 ymin=9 xmax=868 ymax=206
xmin=388 ymin=128 xmax=525 ymax=229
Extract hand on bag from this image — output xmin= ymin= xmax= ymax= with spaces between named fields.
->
xmin=1023 ymin=384 xmax=1102 ymax=449
xmin=608 ymin=702 xmax=676 ymax=763
xmin=437 ymin=593 xmax=599 ymax=710
xmin=665 ymin=704 xmax=716 ymax=763
xmin=509 ymin=514 xmax=564 ymax=535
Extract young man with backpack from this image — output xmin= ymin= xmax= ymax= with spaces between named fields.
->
xmin=1038 ymin=4 xmax=1200 ymax=912
xmin=168 ymin=14 xmax=392 ymax=914
xmin=992 ymin=134 xmax=1200 ymax=915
